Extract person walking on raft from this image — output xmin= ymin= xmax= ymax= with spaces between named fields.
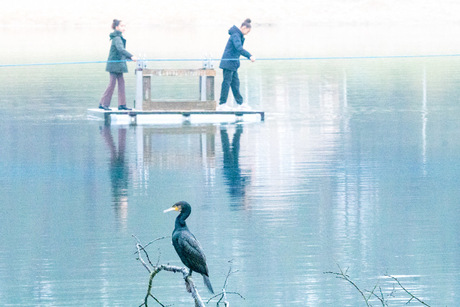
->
xmin=218 ymin=18 xmax=256 ymax=111
xmin=99 ymin=19 xmax=137 ymax=111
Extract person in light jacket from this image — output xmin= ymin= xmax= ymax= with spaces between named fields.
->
xmin=218 ymin=18 xmax=256 ymax=111
xmin=99 ymin=19 xmax=137 ymax=111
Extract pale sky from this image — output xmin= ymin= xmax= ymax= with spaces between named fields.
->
xmin=2 ymin=0 xmax=459 ymax=27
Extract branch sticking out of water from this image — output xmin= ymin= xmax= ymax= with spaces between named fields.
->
xmin=133 ymin=235 xmax=205 ymax=307
xmin=324 ymin=264 xmax=371 ymax=307
xmin=324 ymin=264 xmax=431 ymax=307
xmin=385 ymin=274 xmax=430 ymax=307
xmin=133 ymin=236 xmax=245 ymax=307
xmin=207 ymin=263 xmax=246 ymax=306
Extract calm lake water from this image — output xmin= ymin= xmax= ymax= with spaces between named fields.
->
xmin=1 ymin=39 xmax=460 ymax=306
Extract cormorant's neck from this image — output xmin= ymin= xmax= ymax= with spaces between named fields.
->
xmin=175 ymin=212 xmax=189 ymax=229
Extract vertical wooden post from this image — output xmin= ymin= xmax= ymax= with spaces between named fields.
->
xmin=199 ymin=74 xmax=215 ymax=101
xmin=135 ymin=59 xmax=145 ymax=110
xmin=143 ymin=76 xmax=151 ymax=102
xmin=206 ymin=75 xmax=214 ymax=101
xmin=200 ymin=56 xmax=214 ymax=101
xmin=200 ymin=75 xmax=207 ymax=101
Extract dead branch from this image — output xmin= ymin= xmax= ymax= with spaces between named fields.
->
xmin=140 ymin=266 xmax=165 ymax=307
xmin=324 ymin=265 xmax=431 ymax=307
xmin=370 ymin=286 xmax=389 ymax=307
xmin=207 ymin=264 xmax=245 ymax=306
xmin=385 ymin=275 xmax=430 ymax=307
xmin=324 ymin=264 xmax=371 ymax=307
xmin=134 ymin=236 xmax=170 ymax=255
xmin=366 ymin=285 xmax=388 ymax=307
xmin=133 ymin=235 xmax=205 ymax=307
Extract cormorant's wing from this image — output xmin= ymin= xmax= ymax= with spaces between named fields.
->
xmin=174 ymin=231 xmax=209 ymax=275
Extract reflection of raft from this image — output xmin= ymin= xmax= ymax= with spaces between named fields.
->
xmin=87 ymin=108 xmax=265 ymax=125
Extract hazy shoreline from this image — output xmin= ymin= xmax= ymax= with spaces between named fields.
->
xmin=3 ymin=0 xmax=460 ymax=59
xmin=3 ymin=0 xmax=460 ymax=28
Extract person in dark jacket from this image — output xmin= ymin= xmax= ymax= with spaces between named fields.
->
xmin=99 ymin=19 xmax=137 ymax=111
xmin=218 ymin=18 xmax=256 ymax=111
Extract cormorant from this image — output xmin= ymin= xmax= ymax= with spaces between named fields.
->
xmin=164 ymin=201 xmax=214 ymax=294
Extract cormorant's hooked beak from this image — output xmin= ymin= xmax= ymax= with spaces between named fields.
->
xmin=163 ymin=206 xmax=179 ymax=213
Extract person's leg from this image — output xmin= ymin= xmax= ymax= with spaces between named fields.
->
xmin=100 ymin=73 xmax=117 ymax=107
xmin=219 ymin=69 xmax=234 ymax=105
xmin=117 ymin=73 xmax=127 ymax=106
xmin=230 ymin=70 xmax=243 ymax=105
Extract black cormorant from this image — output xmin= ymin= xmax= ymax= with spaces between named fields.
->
xmin=164 ymin=201 xmax=214 ymax=294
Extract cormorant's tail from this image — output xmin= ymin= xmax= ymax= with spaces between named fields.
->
xmin=203 ymin=275 xmax=214 ymax=294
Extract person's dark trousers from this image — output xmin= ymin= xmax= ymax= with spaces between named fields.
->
xmin=219 ymin=69 xmax=243 ymax=105
xmin=100 ymin=73 xmax=126 ymax=107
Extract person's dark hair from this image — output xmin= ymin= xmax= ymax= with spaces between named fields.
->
xmin=241 ymin=18 xmax=252 ymax=29
xmin=112 ymin=19 xmax=122 ymax=30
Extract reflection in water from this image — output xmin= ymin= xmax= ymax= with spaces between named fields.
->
xmin=100 ymin=126 xmax=129 ymax=228
xmin=422 ymin=65 xmax=428 ymax=175
xmin=2 ymin=58 xmax=460 ymax=305
xmin=220 ymin=125 xmax=250 ymax=206
xmin=141 ymin=125 xmax=216 ymax=171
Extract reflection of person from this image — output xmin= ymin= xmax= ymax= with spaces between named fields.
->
xmin=218 ymin=18 xmax=256 ymax=111
xmin=101 ymin=126 xmax=129 ymax=227
xmin=220 ymin=125 xmax=250 ymax=202
xmin=99 ymin=19 xmax=137 ymax=111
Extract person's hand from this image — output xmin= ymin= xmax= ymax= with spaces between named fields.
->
xmin=131 ymin=55 xmax=138 ymax=62
xmin=250 ymin=56 xmax=256 ymax=62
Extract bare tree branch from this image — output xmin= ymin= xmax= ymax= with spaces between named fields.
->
xmin=133 ymin=235 xmax=205 ymax=307
xmin=133 ymin=235 xmax=168 ymax=269
xmin=324 ymin=265 xmax=431 ymax=307
xmin=139 ymin=267 xmax=165 ymax=307
xmin=206 ymin=264 xmax=245 ymax=306
xmin=366 ymin=285 xmax=388 ymax=307
xmin=133 ymin=236 xmax=245 ymax=307
xmin=324 ymin=264 xmax=371 ymax=307
xmin=385 ymin=275 xmax=430 ymax=307
xmin=139 ymin=236 xmax=170 ymax=252
xmin=134 ymin=237 xmax=152 ymax=274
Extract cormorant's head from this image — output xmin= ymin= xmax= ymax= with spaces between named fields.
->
xmin=163 ymin=201 xmax=191 ymax=214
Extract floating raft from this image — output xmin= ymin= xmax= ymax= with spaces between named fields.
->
xmin=87 ymin=108 xmax=265 ymax=125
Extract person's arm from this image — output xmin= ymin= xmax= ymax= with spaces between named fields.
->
xmin=113 ymin=37 xmax=134 ymax=60
xmin=231 ymin=34 xmax=252 ymax=59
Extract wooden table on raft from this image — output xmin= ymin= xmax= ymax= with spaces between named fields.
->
xmin=141 ymin=68 xmax=216 ymax=111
